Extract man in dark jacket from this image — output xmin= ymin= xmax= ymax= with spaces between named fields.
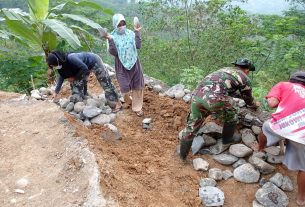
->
xmin=47 ymin=51 xmax=122 ymax=112
xmin=180 ymin=58 xmax=259 ymax=160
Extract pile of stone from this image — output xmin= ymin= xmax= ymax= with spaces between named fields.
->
xmin=179 ymin=106 xmax=293 ymax=206
xmin=144 ymin=76 xmax=192 ymax=103
xmin=29 ymin=85 xmax=120 ymax=139
xmin=58 ymin=93 xmax=121 ymax=138
xmin=30 ymin=87 xmax=52 ymax=100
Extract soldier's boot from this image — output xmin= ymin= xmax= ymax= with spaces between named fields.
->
xmin=83 ymin=81 xmax=92 ymax=98
xmin=210 ymin=120 xmax=240 ymax=155
xmin=84 ymin=81 xmax=88 ymax=96
xmin=179 ymin=139 xmax=193 ymax=160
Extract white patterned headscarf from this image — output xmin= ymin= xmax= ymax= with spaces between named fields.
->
xmin=110 ymin=13 xmax=138 ymax=70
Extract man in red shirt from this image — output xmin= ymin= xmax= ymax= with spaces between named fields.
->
xmin=256 ymin=71 xmax=305 ymax=206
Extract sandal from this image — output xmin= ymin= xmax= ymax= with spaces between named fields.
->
xmin=135 ymin=110 xmax=144 ymax=117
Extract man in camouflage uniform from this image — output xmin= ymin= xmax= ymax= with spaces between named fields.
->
xmin=180 ymin=58 xmax=258 ymax=160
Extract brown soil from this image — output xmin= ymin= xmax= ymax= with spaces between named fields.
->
xmin=68 ymin=78 xmax=299 ymax=207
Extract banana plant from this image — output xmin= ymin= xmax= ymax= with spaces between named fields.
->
xmin=0 ymin=0 xmax=112 ymax=57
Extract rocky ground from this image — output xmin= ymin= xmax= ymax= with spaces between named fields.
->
xmin=0 ymin=75 xmax=301 ymax=207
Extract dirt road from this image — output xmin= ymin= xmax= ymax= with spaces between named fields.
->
xmin=0 ymin=92 xmax=115 ymax=207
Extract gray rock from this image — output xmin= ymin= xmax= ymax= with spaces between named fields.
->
xmin=91 ymin=114 xmax=111 ymax=125
xmin=31 ymin=89 xmax=40 ymax=94
xmin=252 ymin=200 xmax=264 ymax=207
xmin=199 ymin=122 xmax=222 ymax=134
xmin=281 ymin=176 xmax=294 ymax=191
xmin=209 ymin=139 xmax=230 ymax=155
xmin=98 ymin=93 xmax=107 ymax=103
xmin=259 ymin=177 xmax=269 ymax=187
xmin=222 ymin=170 xmax=233 ymax=180
xmin=65 ymin=102 xmax=74 ymax=112
xmin=74 ymin=102 xmax=86 ymax=113
xmin=255 ymin=182 xmax=289 ymax=207
xmin=142 ymin=118 xmax=152 ymax=124
xmin=252 ymin=118 xmax=264 ymax=127
xmin=241 ymin=128 xmax=257 ymax=147
xmin=245 ymin=113 xmax=255 ymax=122
xmin=233 ymin=98 xmax=246 ymax=107
xmin=252 ymin=152 xmax=267 ymax=160
xmin=266 ymin=153 xmax=283 ymax=164
xmin=229 ymin=144 xmax=253 ymax=158
xmin=251 ymin=126 xmax=262 ymax=135
xmin=86 ymin=98 xmax=100 ymax=108
xmin=41 ymin=95 xmax=48 ymax=99
xmin=199 ymin=186 xmax=225 ymax=207
xmin=264 ymin=146 xmax=280 ymax=156
xmin=182 ymin=94 xmax=192 ymax=103
xmin=83 ymin=106 xmax=102 ymax=118
xmin=249 ymin=156 xmax=275 ymax=175
xmin=59 ymin=98 xmax=69 ymax=108
xmin=165 ymin=84 xmax=185 ymax=98
xmin=193 ymin=158 xmax=209 ymax=171
xmin=184 ymin=89 xmax=191 ymax=94
xmin=83 ymin=119 xmax=91 ymax=127
xmin=174 ymin=90 xmax=185 ymax=99
xmin=96 ymin=99 xmax=106 ymax=108
xmin=73 ymin=113 xmax=81 ymax=120
xmin=191 ymin=136 xmax=205 ymax=155
xmin=269 ymin=173 xmax=283 ymax=187
xmin=143 ymin=123 xmax=150 ymax=129
xmin=105 ymin=124 xmax=122 ymax=140
xmin=39 ymin=87 xmax=52 ymax=95
xmin=233 ymin=163 xmax=260 ymax=183
xmin=232 ymin=158 xmax=247 ymax=168
xmin=144 ymin=76 xmax=154 ymax=86
xmin=79 ymin=111 xmax=86 ymax=120
xmin=104 ymin=123 xmax=118 ymax=132
xmin=100 ymin=105 xmax=112 ymax=115
xmin=153 ymin=84 xmax=162 ymax=92
xmin=213 ymin=154 xmax=238 ymax=165
xmin=198 ymin=149 xmax=212 ymax=155
xmin=202 ymin=134 xmax=217 ymax=147
xmin=70 ymin=94 xmax=82 ymax=103
xmin=199 ymin=178 xmax=217 ymax=187
xmin=31 ymin=92 xmax=42 ymax=100
xmin=208 ymin=168 xmax=223 ymax=181
xmin=108 ymin=113 xmax=116 ymax=122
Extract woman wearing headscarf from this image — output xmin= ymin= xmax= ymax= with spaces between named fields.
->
xmin=101 ymin=13 xmax=144 ymax=116
xmin=46 ymin=51 xmax=122 ymax=112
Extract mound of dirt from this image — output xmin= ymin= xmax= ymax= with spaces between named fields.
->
xmin=69 ymin=78 xmax=298 ymax=207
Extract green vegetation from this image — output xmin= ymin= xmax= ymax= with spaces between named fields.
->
xmin=0 ymin=0 xmax=304 ymax=101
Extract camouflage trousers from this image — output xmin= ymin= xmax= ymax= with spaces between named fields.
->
xmin=181 ymin=92 xmax=237 ymax=141
xmin=71 ymin=55 xmax=119 ymax=102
